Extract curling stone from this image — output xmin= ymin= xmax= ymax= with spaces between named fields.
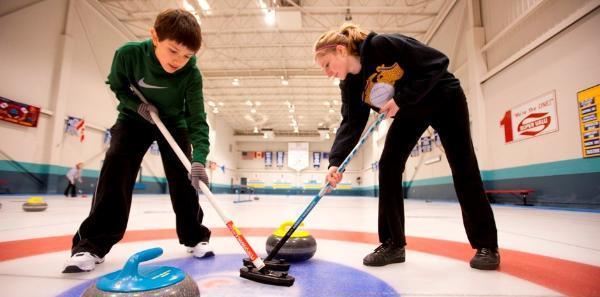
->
xmin=22 ymin=196 xmax=47 ymax=212
xmin=266 ymin=221 xmax=317 ymax=262
xmin=82 ymin=247 xmax=200 ymax=297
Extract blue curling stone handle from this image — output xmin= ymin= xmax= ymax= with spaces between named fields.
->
xmin=96 ymin=247 xmax=186 ymax=293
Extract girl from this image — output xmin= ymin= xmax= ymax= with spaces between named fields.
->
xmin=315 ymin=23 xmax=499 ymax=270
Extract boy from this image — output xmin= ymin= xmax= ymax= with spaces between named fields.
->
xmin=63 ymin=9 xmax=213 ymax=273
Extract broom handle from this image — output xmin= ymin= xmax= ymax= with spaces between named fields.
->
xmin=130 ymin=86 xmax=265 ymax=270
xmin=265 ymin=112 xmax=386 ymax=261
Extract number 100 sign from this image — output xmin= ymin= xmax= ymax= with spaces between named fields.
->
xmin=500 ymin=91 xmax=559 ymax=143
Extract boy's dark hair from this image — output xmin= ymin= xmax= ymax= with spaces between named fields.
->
xmin=154 ymin=9 xmax=202 ymax=52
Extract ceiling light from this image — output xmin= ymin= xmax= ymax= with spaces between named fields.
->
xmin=218 ymin=102 xmax=224 ymax=106
xmin=332 ymin=100 xmax=339 ymax=105
xmin=245 ymin=100 xmax=253 ymax=106
xmin=255 ymin=101 xmax=261 ymax=106
xmin=232 ymin=78 xmax=240 ymax=86
xmin=318 ymin=127 xmax=330 ymax=140
xmin=183 ymin=0 xmax=194 ymax=12
xmin=281 ymin=76 xmax=289 ymax=85
xmin=212 ymin=107 xmax=219 ymax=114
xmin=294 ymin=127 xmax=299 ymax=133
xmin=329 ymin=109 xmax=334 ymax=113
xmin=332 ymin=78 xmax=340 ymax=86
xmin=264 ymin=9 xmax=276 ymax=26
xmin=198 ymin=0 xmax=211 ymax=14
xmin=333 ymin=127 xmax=338 ymax=134
xmin=253 ymin=126 xmax=259 ymax=133
xmin=208 ymin=101 xmax=215 ymax=107
xmin=257 ymin=0 xmax=267 ymax=10
xmin=250 ymin=108 xmax=256 ymax=113
xmin=262 ymin=128 xmax=274 ymax=139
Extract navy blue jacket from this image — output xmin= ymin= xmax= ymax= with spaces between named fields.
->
xmin=328 ymin=32 xmax=461 ymax=167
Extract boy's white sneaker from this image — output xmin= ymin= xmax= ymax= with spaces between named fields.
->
xmin=187 ymin=241 xmax=215 ymax=258
xmin=62 ymin=252 xmax=104 ymax=273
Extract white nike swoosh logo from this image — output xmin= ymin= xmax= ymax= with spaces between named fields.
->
xmin=138 ymin=78 xmax=166 ymax=89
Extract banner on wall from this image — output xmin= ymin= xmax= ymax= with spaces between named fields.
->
xmin=371 ymin=161 xmax=379 ymax=171
xmin=577 ymin=84 xmax=600 ymax=158
xmin=65 ymin=116 xmax=85 ymax=142
xmin=313 ymin=152 xmax=321 ymax=168
xmin=149 ymin=141 xmax=160 ymax=155
xmin=0 ymin=96 xmax=40 ymax=127
xmin=433 ymin=130 xmax=441 ymax=146
xmin=265 ymin=151 xmax=272 ymax=167
xmin=500 ymin=90 xmax=559 ymax=143
xmin=288 ymin=142 xmax=309 ymax=171
xmin=419 ymin=136 xmax=432 ymax=153
xmin=410 ymin=144 xmax=420 ymax=157
xmin=276 ymin=151 xmax=285 ymax=168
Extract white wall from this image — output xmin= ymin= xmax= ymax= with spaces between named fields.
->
xmin=205 ymin=113 xmax=237 ymax=186
xmin=0 ymin=0 xmax=126 ymax=170
xmin=368 ymin=0 xmax=599 ymax=189
xmin=234 ymin=139 xmax=371 ymax=188
xmin=0 ymin=0 xmax=233 ymax=185
xmin=482 ymin=8 xmax=600 ymax=169
xmin=0 ymin=0 xmax=69 ymax=163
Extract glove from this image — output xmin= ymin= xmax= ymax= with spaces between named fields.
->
xmin=190 ymin=162 xmax=209 ymax=192
xmin=137 ymin=103 xmax=158 ymax=124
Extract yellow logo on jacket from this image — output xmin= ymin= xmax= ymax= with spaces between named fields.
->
xmin=363 ymin=63 xmax=404 ymax=108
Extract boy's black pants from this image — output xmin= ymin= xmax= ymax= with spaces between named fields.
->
xmin=64 ymin=182 xmax=77 ymax=197
xmin=71 ymin=120 xmax=211 ymax=257
xmin=378 ymin=89 xmax=498 ymax=249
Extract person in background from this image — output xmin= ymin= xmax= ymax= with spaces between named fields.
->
xmin=315 ymin=23 xmax=500 ymax=270
xmin=63 ymin=8 xmax=213 ymax=273
xmin=64 ymin=162 xmax=83 ymax=197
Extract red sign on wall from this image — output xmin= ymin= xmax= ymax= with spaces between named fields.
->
xmin=0 ymin=96 xmax=40 ymax=127
xmin=500 ymin=91 xmax=559 ymax=143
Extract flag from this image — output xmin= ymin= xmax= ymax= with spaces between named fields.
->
xmin=76 ymin=119 xmax=85 ymax=142
xmin=66 ymin=116 xmax=85 ymax=142
xmin=242 ymin=151 xmax=256 ymax=160
xmin=103 ymin=129 xmax=112 ymax=145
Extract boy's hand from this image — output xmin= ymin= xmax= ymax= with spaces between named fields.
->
xmin=137 ymin=103 xmax=158 ymax=124
xmin=189 ymin=162 xmax=209 ymax=192
xmin=325 ymin=166 xmax=343 ymax=193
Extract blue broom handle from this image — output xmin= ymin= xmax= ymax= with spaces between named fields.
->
xmin=265 ymin=112 xmax=386 ymax=261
